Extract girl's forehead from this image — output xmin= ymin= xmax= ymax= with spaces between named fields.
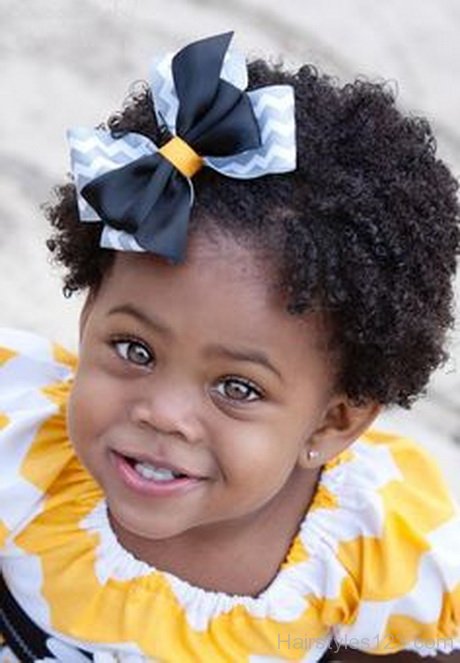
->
xmin=106 ymin=233 xmax=277 ymax=307
xmin=91 ymin=234 xmax=329 ymax=361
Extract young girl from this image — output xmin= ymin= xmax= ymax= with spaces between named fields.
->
xmin=0 ymin=32 xmax=459 ymax=662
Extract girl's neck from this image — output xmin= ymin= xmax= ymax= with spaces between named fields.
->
xmin=110 ymin=465 xmax=322 ymax=597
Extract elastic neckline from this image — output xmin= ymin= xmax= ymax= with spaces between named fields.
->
xmin=83 ymin=450 xmax=348 ymax=605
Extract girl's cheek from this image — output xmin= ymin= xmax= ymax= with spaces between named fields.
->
xmin=67 ymin=387 xmax=82 ymax=448
xmin=218 ymin=429 xmax=278 ymax=474
xmin=68 ymin=372 xmax=103 ymax=439
xmin=68 ymin=376 xmax=91 ymax=425
xmin=69 ymin=365 xmax=136 ymax=445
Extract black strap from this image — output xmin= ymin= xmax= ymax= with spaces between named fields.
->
xmin=0 ymin=575 xmax=92 ymax=661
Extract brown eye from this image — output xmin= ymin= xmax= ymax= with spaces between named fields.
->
xmin=114 ymin=340 xmax=153 ymax=366
xmin=216 ymin=377 xmax=262 ymax=402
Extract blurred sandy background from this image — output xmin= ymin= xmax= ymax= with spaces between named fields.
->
xmin=1 ymin=0 xmax=459 ymax=494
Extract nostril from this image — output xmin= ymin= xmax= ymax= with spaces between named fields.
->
xmin=130 ymin=397 xmax=201 ymax=442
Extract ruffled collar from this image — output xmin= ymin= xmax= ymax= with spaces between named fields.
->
xmin=78 ymin=449 xmax=355 ymax=615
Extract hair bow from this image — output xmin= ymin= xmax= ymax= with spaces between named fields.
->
xmin=68 ymin=32 xmax=296 ymax=262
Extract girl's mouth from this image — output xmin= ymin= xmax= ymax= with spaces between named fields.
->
xmin=133 ymin=460 xmax=187 ymax=482
xmin=111 ymin=451 xmax=205 ymax=497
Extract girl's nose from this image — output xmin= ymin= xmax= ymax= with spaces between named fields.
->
xmin=129 ymin=377 xmax=203 ymax=443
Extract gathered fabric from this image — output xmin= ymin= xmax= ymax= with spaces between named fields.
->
xmin=0 ymin=328 xmax=459 ymax=662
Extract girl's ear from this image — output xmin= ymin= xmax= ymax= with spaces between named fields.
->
xmin=298 ymin=396 xmax=382 ymax=469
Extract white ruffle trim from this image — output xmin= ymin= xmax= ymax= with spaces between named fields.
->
xmin=79 ymin=440 xmax=401 ymax=631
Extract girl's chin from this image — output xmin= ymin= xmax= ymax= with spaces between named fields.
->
xmin=108 ymin=507 xmax=194 ymax=544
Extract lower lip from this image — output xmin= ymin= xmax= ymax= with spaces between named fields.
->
xmin=111 ymin=452 xmax=205 ymax=497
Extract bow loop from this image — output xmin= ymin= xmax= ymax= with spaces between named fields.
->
xmin=173 ymin=32 xmax=233 ymax=135
xmin=171 ymin=33 xmax=260 ymax=157
xmin=188 ymin=80 xmax=260 ymax=156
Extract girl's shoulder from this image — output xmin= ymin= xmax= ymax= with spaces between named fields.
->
xmin=0 ymin=327 xmax=76 ymax=380
xmin=335 ymin=427 xmax=457 ymax=522
xmin=0 ymin=328 xmax=77 ymax=547
xmin=318 ymin=428 xmax=460 ymax=656
xmin=317 ymin=428 xmax=458 ymax=565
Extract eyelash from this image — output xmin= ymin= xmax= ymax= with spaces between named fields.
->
xmin=110 ymin=338 xmax=264 ymax=403
xmin=213 ymin=377 xmax=263 ymax=403
xmin=111 ymin=338 xmax=154 ymax=367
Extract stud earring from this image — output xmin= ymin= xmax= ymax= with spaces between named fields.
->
xmin=307 ymin=448 xmax=320 ymax=461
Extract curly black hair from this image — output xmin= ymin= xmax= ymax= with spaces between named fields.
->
xmin=45 ymin=60 xmax=460 ymax=408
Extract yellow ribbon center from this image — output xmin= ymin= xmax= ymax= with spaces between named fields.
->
xmin=159 ymin=136 xmax=203 ymax=178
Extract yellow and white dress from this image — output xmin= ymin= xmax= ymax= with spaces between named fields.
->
xmin=0 ymin=328 xmax=459 ymax=662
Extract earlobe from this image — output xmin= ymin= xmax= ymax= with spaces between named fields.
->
xmin=299 ymin=397 xmax=382 ymax=469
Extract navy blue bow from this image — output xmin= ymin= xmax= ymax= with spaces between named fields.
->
xmin=80 ymin=33 xmax=261 ymax=262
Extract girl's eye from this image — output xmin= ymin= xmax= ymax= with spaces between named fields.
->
xmin=113 ymin=340 xmax=153 ymax=366
xmin=215 ymin=377 xmax=262 ymax=403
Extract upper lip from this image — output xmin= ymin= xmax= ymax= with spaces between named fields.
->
xmin=114 ymin=449 xmax=205 ymax=479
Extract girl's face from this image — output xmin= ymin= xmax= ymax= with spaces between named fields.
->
xmin=68 ymin=233 xmax=338 ymax=543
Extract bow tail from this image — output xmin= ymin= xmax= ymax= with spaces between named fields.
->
xmin=134 ymin=170 xmax=193 ymax=263
xmin=81 ymin=153 xmax=191 ymax=263
xmin=81 ymin=155 xmax=163 ymax=233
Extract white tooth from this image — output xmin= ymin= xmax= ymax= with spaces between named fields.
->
xmin=134 ymin=462 xmax=176 ymax=481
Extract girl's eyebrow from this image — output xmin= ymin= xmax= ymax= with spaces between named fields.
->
xmin=204 ymin=344 xmax=284 ymax=382
xmin=107 ymin=304 xmax=172 ymax=336
xmin=107 ymin=303 xmax=283 ymax=382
